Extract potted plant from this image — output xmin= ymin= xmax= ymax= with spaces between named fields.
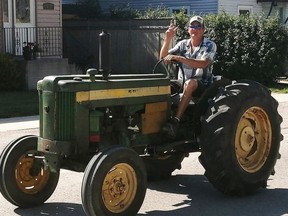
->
xmin=23 ymin=42 xmax=41 ymax=60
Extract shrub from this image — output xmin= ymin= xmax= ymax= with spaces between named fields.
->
xmin=173 ymin=9 xmax=190 ymax=41
xmin=138 ymin=4 xmax=170 ymax=19
xmin=109 ymin=3 xmax=170 ymax=20
xmin=0 ymin=54 xmax=23 ymax=90
xmin=76 ymin=0 xmax=102 ymax=19
xmin=173 ymin=13 xmax=288 ymax=85
xmin=109 ymin=3 xmax=139 ymax=19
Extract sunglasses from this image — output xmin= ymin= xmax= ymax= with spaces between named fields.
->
xmin=189 ymin=25 xmax=202 ymax=29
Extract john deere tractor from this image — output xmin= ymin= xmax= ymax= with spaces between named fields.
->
xmin=0 ymin=32 xmax=282 ymax=216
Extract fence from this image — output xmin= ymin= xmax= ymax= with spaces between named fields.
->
xmin=3 ymin=27 xmax=62 ymax=57
xmin=3 ymin=20 xmax=172 ymax=74
xmin=62 ymin=19 xmax=171 ymax=74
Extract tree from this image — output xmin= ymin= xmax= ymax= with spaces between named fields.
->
xmin=76 ymin=0 xmax=101 ymax=19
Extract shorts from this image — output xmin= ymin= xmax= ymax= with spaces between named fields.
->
xmin=171 ymin=80 xmax=210 ymax=97
xmin=193 ymin=80 xmax=209 ymax=97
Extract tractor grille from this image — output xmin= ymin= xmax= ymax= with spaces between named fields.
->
xmin=56 ymin=92 xmax=75 ymax=141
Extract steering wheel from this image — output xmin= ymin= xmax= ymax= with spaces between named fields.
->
xmin=152 ymin=59 xmax=185 ymax=97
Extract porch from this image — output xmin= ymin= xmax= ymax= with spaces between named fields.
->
xmin=3 ymin=26 xmax=62 ymax=58
xmin=3 ymin=26 xmax=80 ymax=90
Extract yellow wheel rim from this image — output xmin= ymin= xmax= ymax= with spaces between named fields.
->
xmin=15 ymin=153 xmax=50 ymax=194
xmin=235 ymin=106 xmax=272 ymax=173
xmin=102 ymin=163 xmax=137 ymax=213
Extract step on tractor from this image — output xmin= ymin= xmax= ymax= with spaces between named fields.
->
xmin=0 ymin=31 xmax=283 ymax=216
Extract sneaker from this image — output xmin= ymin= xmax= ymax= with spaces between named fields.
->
xmin=161 ymin=117 xmax=179 ymax=138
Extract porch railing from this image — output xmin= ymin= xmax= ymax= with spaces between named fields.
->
xmin=3 ymin=27 xmax=63 ymax=57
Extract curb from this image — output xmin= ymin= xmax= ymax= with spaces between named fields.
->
xmin=0 ymin=115 xmax=39 ymax=132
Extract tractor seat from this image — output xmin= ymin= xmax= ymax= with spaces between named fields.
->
xmin=171 ymin=75 xmax=223 ymax=106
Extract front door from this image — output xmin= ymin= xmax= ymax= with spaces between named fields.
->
xmin=3 ymin=0 xmax=36 ymax=55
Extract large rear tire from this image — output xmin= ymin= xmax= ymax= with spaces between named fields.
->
xmin=0 ymin=135 xmax=60 ymax=207
xmin=199 ymin=80 xmax=282 ymax=195
xmin=81 ymin=146 xmax=147 ymax=216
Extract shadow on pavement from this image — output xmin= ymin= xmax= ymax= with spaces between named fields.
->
xmin=139 ymin=174 xmax=288 ymax=216
xmin=11 ymin=174 xmax=288 ymax=216
xmin=14 ymin=203 xmax=85 ymax=216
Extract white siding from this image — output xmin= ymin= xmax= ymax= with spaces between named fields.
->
xmin=98 ymin=0 xmax=218 ymax=15
xmin=0 ymin=0 xmax=3 ymax=53
xmin=218 ymin=0 xmax=262 ymax=15
xmin=36 ymin=0 xmax=62 ymax=57
xmin=261 ymin=2 xmax=288 ymax=24
xmin=36 ymin=0 xmax=62 ymax=27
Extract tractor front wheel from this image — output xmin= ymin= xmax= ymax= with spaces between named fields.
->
xmin=0 ymin=135 xmax=60 ymax=207
xmin=81 ymin=146 xmax=147 ymax=216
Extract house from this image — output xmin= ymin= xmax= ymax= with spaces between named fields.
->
xmin=0 ymin=1 xmax=4 ymax=53
xmin=1 ymin=0 xmax=62 ymax=56
xmin=1 ymin=1 xmax=287 ymax=55
xmin=0 ymin=1 xmax=287 ymax=89
xmin=0 ymin=0 xmax=78 ymax=90
xmin=62 ymin=0 xmax=288 ymax=24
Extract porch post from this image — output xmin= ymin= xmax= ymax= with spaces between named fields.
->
xmin=0 ymin=0 xmax=4 ymax=53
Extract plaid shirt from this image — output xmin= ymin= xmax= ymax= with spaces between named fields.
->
xmin=168 ymin=38 xmax=217 ymax=85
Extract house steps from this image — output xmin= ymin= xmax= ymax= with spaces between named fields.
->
xmin=24 ymin=58 xmax=81 ymax=90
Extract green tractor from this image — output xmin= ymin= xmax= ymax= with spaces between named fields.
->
xmin=0 ymin=32 xmax=282 ymax=216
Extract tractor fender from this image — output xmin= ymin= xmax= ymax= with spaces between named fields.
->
xmin=192 ymin=77 xmax=232 ymax=135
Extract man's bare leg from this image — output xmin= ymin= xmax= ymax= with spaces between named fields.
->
xmin=175 ymin=79 xmax=198 ymax=120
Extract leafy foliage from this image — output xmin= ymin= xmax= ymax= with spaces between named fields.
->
xmin=173 ymin=13 xmax=288 ymax=85
xmin=137 ymin=4 xmax=169 ymax=19
xmin=109 ymin=3 xmax=139 ymax=19
xmin=173 ymin=10 xmax=190 ymax=41
xmin=109 ymin=3 xmax=170 ymax=19
xmin=76 ymin=0 xmax=101 ymax=19
xmin=0 ymin=54 xmax=24 ymax=90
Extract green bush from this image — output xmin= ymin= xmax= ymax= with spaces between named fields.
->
xmin=173 ymin=10 xmax=190 ymax=41
xmin=109 ymin=3 xmax=170 ymax=19
xmin=173 ymin=13 xmax=288 ymax=85
xmin=109 ymin=3 xmax=139 ymax=19
xmin=0 ymin=54 xmax=23 ymax=90
xmin=76 ymin=0 xmax=102 ymax=19
xmin=137 ymin=4 xmax=170 ymax=19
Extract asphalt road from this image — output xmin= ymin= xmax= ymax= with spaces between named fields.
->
xmin=0 ymin=93 xmax=288 ymax=216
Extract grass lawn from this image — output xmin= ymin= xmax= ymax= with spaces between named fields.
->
xmin=0 ymin=91 xmax=39 ymax=118
xmin=268 ymin=81 xmax=288 ymax=93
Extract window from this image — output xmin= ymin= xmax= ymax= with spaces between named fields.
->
xmin=16 ymin=0 xmax=31 ymax=23
xmin=169 ymin=6 xmax=190 ymax=15
xmin=238 ymin=6 xmax=253 ymax=16
xmin=3 ymin=0 xmax=9 ymax=22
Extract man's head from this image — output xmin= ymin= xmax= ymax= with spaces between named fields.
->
xmin=189 ymin=16 xmax=205 ymax=29
xmin=188 ymin=16 xmax=205 ymax=38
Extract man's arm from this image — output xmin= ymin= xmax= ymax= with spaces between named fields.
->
xmin=164 ymin=40 xmax=217 ymax=69
xmin=160 ymin=38 xmax=171 ymax=59
xmin=166 ymin=55 xmax=212 ymax=69
xmin=160 ymin=20 xmax=177 ymax=59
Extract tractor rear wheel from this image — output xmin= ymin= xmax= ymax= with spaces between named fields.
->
xmin=199 ymin=80 xmax=282 ymax=195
